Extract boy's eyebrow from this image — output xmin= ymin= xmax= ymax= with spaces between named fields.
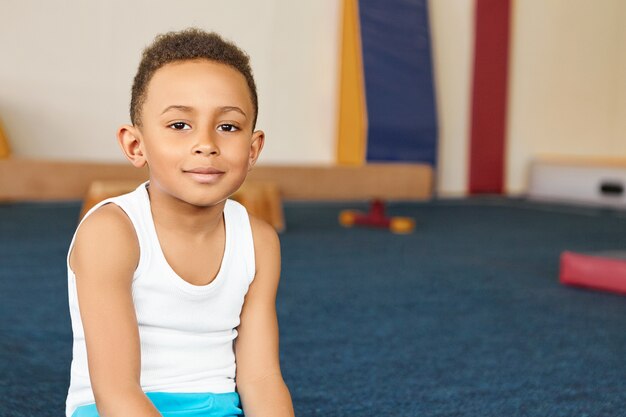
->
xmin=160 ymin=105 xmax=247 ymax=119
xmin=218 ymin=106 xmax=247 ymax=119
xmin=161 ymin=105 xmax=194 ymax=115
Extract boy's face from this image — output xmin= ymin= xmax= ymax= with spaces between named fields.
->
xmin=127 ymin=59 xmax=263 ymax=207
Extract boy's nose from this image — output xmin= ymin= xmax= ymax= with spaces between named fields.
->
xmin=193 ymin=132 xmax=220 ymax=156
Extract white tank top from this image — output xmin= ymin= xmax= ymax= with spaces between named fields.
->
xmin=65 ymin=182 xmax=256 ymax=417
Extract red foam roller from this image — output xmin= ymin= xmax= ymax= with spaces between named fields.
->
xmin=560 ymin=251 xmax=626 ymax=295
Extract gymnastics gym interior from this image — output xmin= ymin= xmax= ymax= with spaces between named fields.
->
xmin=2 ymin=1 xmax=626 ymax=416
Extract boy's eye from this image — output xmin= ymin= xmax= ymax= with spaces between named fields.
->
xmin=169 ymin=122 xmax=191 ymax=130
xmin=217 ymin=124 xmax=239 ymax=132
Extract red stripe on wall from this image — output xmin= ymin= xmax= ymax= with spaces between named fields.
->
xmin=469 ymin=0 xmax=511 ymax=194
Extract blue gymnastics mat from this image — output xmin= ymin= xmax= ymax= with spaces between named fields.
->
xmin=1 ymin=198 xmax=626 ymax=416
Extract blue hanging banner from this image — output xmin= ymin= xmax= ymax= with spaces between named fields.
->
xmin=359 ymin=0 xmax=438 ymax=165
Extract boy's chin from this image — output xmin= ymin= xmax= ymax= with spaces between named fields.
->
xmin=175 ymin=189 xmax=231 ymax=208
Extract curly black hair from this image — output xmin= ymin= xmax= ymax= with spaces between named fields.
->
xmin=130 ymin=28 xmax=258 ymax=128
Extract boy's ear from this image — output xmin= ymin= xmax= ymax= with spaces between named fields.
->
xmin=248 ymin=130 xmax=265 ymax=171
xmin=117 ymin=125 xmax=147 ymax=168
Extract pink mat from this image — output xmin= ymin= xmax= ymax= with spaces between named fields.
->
xmin=560 ymin=251 xmax=626 ymax=295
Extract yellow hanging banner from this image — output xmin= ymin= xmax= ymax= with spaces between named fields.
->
xmin=0 ymin=119 xmax=10 ymax=159
xmin=336 ymin=0 xmax=367 ymax=166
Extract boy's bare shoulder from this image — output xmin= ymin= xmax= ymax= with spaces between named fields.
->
xmin=248 ymin=213 xmax=279 ymax=251
xmin=247 ymin=214 xmax=280 ymax=271
xmin=70 ymin=203 xmax=139 ymax=278
xmin=75 ymin=203 xmax=137 ymax=245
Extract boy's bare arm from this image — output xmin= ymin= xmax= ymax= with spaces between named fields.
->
xmin=235 ymin=216 xmax=295 ymax=417
xmin=71 ymin=204 xmax=161 ymax=417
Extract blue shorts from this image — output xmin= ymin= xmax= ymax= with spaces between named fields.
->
xmin=71 ymin=391 xmax=243 ymax=417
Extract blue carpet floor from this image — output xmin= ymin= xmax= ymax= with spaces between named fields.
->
xmin=1 ymin=198 xmax=626 ymax=416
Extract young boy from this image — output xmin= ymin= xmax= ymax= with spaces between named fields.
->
xmin=65 ymin=29 xmax=295 ymax=417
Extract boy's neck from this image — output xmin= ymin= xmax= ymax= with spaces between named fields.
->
xmin=146 ymin=184 xmax=226 ymax=238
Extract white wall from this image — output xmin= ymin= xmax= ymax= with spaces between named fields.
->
xmin=430 ymin=0 xmax=626 ymax=196
xmin=4 ymin=1 xmax=625 ymax=195
xmin=506 ymin=0 xmax=626 ymax=193
xmin=0 ymin=0 xmax=341 ymax=165
xmin=619 ymin=1 xmax=626 ymax=152
xmin=428 ymin=0 xmax=474 ymax=196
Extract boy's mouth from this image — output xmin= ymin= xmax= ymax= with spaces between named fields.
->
xmin=184 ymin=167 xmax=224 ymax=175
xmin=183 ymin=167 xmax=225 ymax=184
